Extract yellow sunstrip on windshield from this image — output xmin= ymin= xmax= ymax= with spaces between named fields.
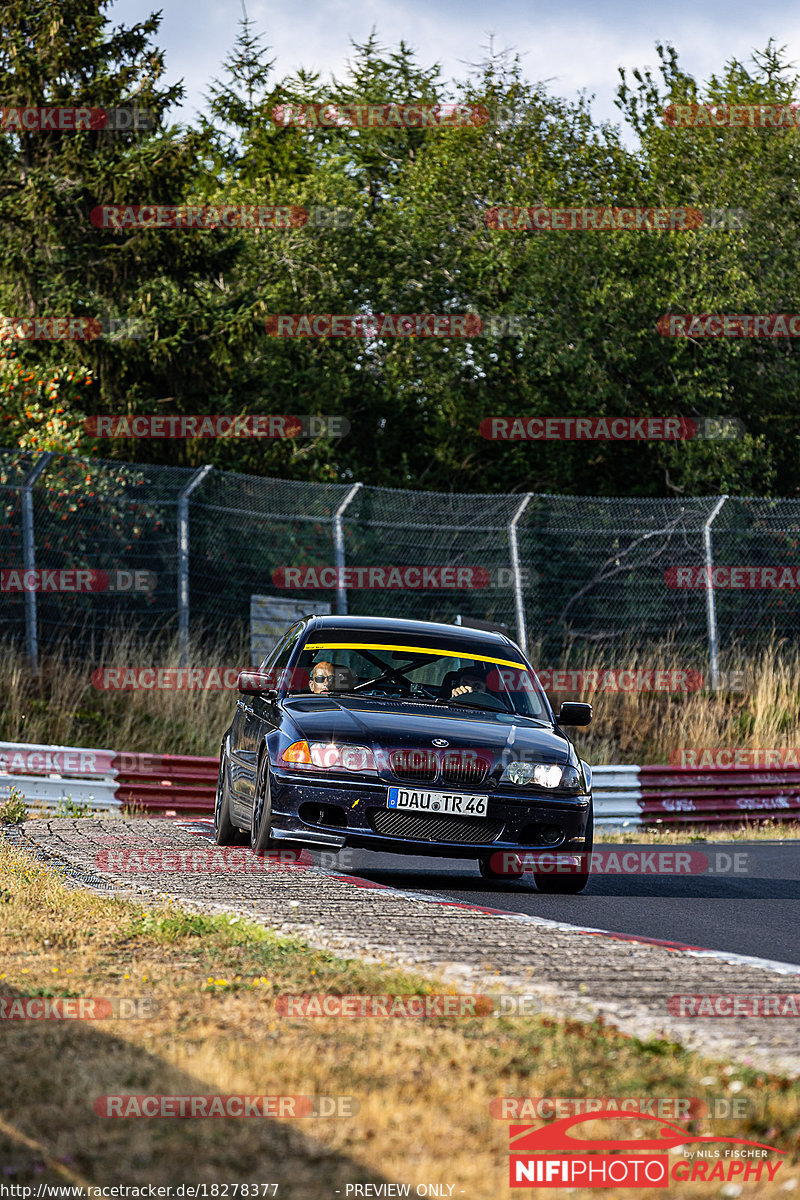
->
xmin=303 ymin=642 xmax=527 ymax=671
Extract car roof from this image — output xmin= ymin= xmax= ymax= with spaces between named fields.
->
xmin=301 ymin=614 xmax=525 ymax=657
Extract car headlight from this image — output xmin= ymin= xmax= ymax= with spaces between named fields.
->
xmin=503 ymin=761 xmax=536 ymax=785
xmin=502 ymin=762 xmax=582 ymax=789
xmin=280 ymin=741 xmax=376 ymax=773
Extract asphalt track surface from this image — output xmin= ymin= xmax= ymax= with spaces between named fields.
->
xmin=308 ymin=842 xmax=800 ymax=967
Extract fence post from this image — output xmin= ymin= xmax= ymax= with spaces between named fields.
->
xmin=703 ymin=495 xmax=728 ymax=690
xmin=332 ymin=482 xmax=363 ymax=615
xmin=21 ymin=451 xmax=54 ymax=672
xmin=508 ymin=493 xmax=533 ymax=654
xmin=177 ymin=464 xmax=214 ymax=667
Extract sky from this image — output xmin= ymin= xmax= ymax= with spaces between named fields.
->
xmin=106 ymin=0 xmax=800 ymax=136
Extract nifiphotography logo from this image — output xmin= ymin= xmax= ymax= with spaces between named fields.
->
xmin=508 ymin=1111 xmax=784 ymax=1188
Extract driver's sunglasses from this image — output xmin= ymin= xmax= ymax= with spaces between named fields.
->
xmin=312 ymin=672 xmax=335 ymax=683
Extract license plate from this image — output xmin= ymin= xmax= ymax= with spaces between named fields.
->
xmin=387 ymin=787 xmax=488 ymax=817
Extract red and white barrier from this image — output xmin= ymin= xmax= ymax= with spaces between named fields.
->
xmin=2 ymin=741 xmax=799 ymax=825
xmin=0 ymin=742 xmax=216 ymax=814
xmin=639 ymin=765 xmax=800 ymax=825
xmin=593 ymin=764 xmax=800 ymax=827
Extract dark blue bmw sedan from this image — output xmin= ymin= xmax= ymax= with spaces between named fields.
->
xmin=215 ymin=615 xmax=594 ymax=891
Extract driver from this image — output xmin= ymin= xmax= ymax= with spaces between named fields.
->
xmin=309 ymin=661 xmax=357 ymax=694
xmin=309 ymin=660 xmax=335 ymax=693
xmin=450 ymin=666 xmax=489 ymax=699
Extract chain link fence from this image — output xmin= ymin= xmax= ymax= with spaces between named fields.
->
xmin=2 ymin=445 xmax=799 ymax=671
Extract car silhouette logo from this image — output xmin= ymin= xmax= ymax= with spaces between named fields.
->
xmin=432 ymin=739 xmax=448 ymax=747
xmin=509 ymin=1111 xmax=784 ymax=1155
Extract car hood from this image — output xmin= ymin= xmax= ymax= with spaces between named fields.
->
xmin=280 ymin=695 xmax=574 ymax=763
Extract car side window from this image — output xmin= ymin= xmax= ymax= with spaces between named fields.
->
xmin=265 ymin=622 xmax=308 ymax=691
xmin=259 ymin=622 xmax=304 ymax=673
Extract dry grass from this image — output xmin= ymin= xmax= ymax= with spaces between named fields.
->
xmin=533 ymin=634 xmax=800 ymax=767
xmin=2 ymin=629 xmax=800 ymax=768
xmin=0 ymin=837 xmax=798 ymax=1196
xmin=0 ymin=625 xmax=248 ymax=755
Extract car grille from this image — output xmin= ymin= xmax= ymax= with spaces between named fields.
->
xmin=389 ymin=749 xmax=437 ymax=782
xmin=439 ymin=751 xmax=489 ymax=788
xmin=369 ymin=808 xmax=504 ymax=845
xmin=389 ymin=748 xmax=490 ymax=787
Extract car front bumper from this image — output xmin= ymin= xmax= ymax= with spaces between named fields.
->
xmin=268 ymin=767 xmax=592 ymax=858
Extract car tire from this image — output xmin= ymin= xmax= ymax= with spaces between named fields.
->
xmin=250 ymin=753 xmax=276 ymax=852
xmin=214 ymin=751 xmax=239 ymax=846
xmin=478 ymin=852 xmax=525 ymax=881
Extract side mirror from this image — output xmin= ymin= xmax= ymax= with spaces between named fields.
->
xmin=555 ymin=701 xmax=592 ymax=726
xmin=237 ymin=670 xmax=277 ymax=696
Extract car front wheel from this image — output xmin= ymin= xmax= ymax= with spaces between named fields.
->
xmin=250 ymin=753 xmax=277 ymax=851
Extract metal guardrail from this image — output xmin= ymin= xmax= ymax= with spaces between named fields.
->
xmin=0 ymin=741 xmax=216 ymax=814
xmin=639 ymin=765 xmax=800 ymax=824
xmin=115 ymin=754 xmax=218 ymax=813
xmin=2 ymin=742 xmax=799 ymax=826
xmin=0 ymin=741 xmax=120 ymax=809
xmin=591 ymin=765 xmax=644 ymax=828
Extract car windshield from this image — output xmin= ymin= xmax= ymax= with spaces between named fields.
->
xmin=287 ymin=637 xmax=549 ymax=719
